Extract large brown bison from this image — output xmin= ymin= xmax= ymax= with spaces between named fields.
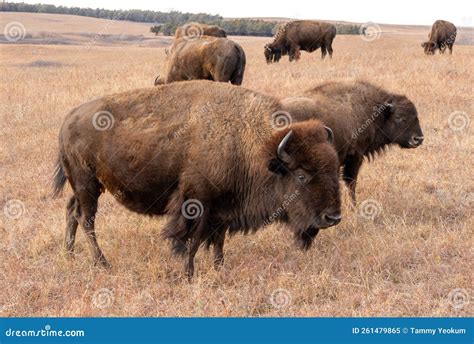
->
xmin=282 ymin=80 xmax=424 ymax=203
xmin=175 ymin=22 xmax=226 ymax=39
xmin=264 ymin=20 xmax=336 ymax=63
xmin=422 ymin=20 xmax=457 ymax=55
xmin=154 ymin=36 xmax=246 ymax=86
xmin=52 ymin=81 xmax=341 ymax=278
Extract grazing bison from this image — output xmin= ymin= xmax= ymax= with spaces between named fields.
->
xmin=175 ymin=22 xmax=226 ymax=39
xmin=264 ymin=20 xmax=336 ymax=63
xmin=282 ymin=80 xmax=424 ymax=203
xmin=422 ymin=20 xmax=457 ymax=55
xmin=154 ymin=36 xmax=246 ymax=86
xmin=53 ymin=80 xmax=341 ymax=278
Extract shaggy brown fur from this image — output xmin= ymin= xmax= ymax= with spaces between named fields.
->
xmin=282 ymin=80 xmax=424 ymax=203
xmin=154 ymin=36 xmax=246 ymax=86
xmin=264 ymin=20 xmax=336 ymax=63
xmin=422 ymin=20 xmax=457 ymax=55
xmin=175 ymin=22 xmax=226 ymax=39
xmin=53 ymin=80 xmax=341 ymax=279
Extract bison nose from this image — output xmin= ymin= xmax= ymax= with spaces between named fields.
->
xmin=323 ymin=212 xmax=342 ymax=226
xmin=413 ymin=135 xmax=424 ymax=145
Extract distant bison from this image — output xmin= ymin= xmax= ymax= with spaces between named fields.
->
xmin=175 ymin=22 xmax=226 ymax=39
xmin=53 ymin=80 xmax=341 ymax=278
xmin=154 ymin=36 xmax=246 ymax=86
xmin=282 ymin=80 xmax=424 ymax=203
xmin=422 ymin=20 xmax=457 ymax=55
xmin=264 ymin=20 xmax=336 ymax=63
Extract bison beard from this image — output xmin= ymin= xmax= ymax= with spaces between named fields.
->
xmin=53 ymin=81 xmax=341 ymax=279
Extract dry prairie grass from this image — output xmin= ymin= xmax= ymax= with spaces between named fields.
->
xmin=0 ymin=14 xmax=473 ymax=317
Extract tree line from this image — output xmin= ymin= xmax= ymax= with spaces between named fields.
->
xmin=2 ymin=2 xmax=361 ymax=37
xmin=153 ymin=20 xmax=361 ymax=37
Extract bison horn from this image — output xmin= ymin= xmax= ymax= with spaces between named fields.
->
xmin=324 ymin=126 xmax=334 ymax=144
xmin=277 ymin=130 xmax=293 ymax=163
xmin=154 ymin=75 xmax=161 ymax=86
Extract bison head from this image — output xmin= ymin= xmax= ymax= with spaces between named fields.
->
xmin=264 ymin=44 xmax=283 ymax=64
xmin=422 ymin=41 xmax=437 ymax=55
xmin=265 ymin=120 xmax=341 ymax=249
xmin=379 ymin=97 xmax=424 ymax=149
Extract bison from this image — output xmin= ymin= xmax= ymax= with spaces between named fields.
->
xmin=175 ymin=22 xmax=226 ymax=39
xmin=282 ymin=80 xmax=424 ymax=204
xmin=422 ymin=20 xmax=457 ymax=55
xmin=154 ymin=36 xmax=246 ymax=86
xmin=264 ymin=20 xmax=336 ymax=63
xmin=52 ymin=80 xmax=341 ymax=279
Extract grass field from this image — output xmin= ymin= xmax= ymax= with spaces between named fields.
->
xmin=0 ymin=13 xmax=472 ymax=316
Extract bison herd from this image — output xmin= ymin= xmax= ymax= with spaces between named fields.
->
xmin=54 ymin=19 xmax=457 ymax=279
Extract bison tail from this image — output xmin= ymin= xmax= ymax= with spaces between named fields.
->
xmin=230 ymin=44 xmax=246 ymax=85
xmin=52 ymin=156 xmax=67 ymax=198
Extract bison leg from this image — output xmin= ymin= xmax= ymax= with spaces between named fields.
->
xmin=75 ymin=180 xmax=109 ymax=268
xmin=327 ymin=45 xmax=333 ymax=58
xmin=321 ymin=46 xmax=327 ymax=59
xmin=448 ymin=44 xmax=453 ymax=54
xmin=213 ymin=228 xmax=226 ymax=270
xmin=342 ymin=154 xmax=364 ymax=205
xmin=64 ymin=196 xmax=79 ymax=255
xmin=294 ymin=48 xmax=301 ymax=61
xmin=186 ymin=208 xmax=209 ymax=280
xmin=439 ymin=42 xmax=446 ymax=54
xmin=289 ymin=45 xmax=301 ymax=62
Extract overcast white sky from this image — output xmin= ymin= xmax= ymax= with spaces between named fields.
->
xmin=21 ymin=0 xmax=474 ymax=26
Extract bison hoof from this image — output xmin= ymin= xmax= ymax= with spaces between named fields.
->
xmin=94 ymin=256 xmax=111 ymax=269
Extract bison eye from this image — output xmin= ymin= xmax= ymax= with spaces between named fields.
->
xmin=395 ymin=115 xmax=405 ymax=123
xmin=297 ymin=174 xmax=307 ymax=183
